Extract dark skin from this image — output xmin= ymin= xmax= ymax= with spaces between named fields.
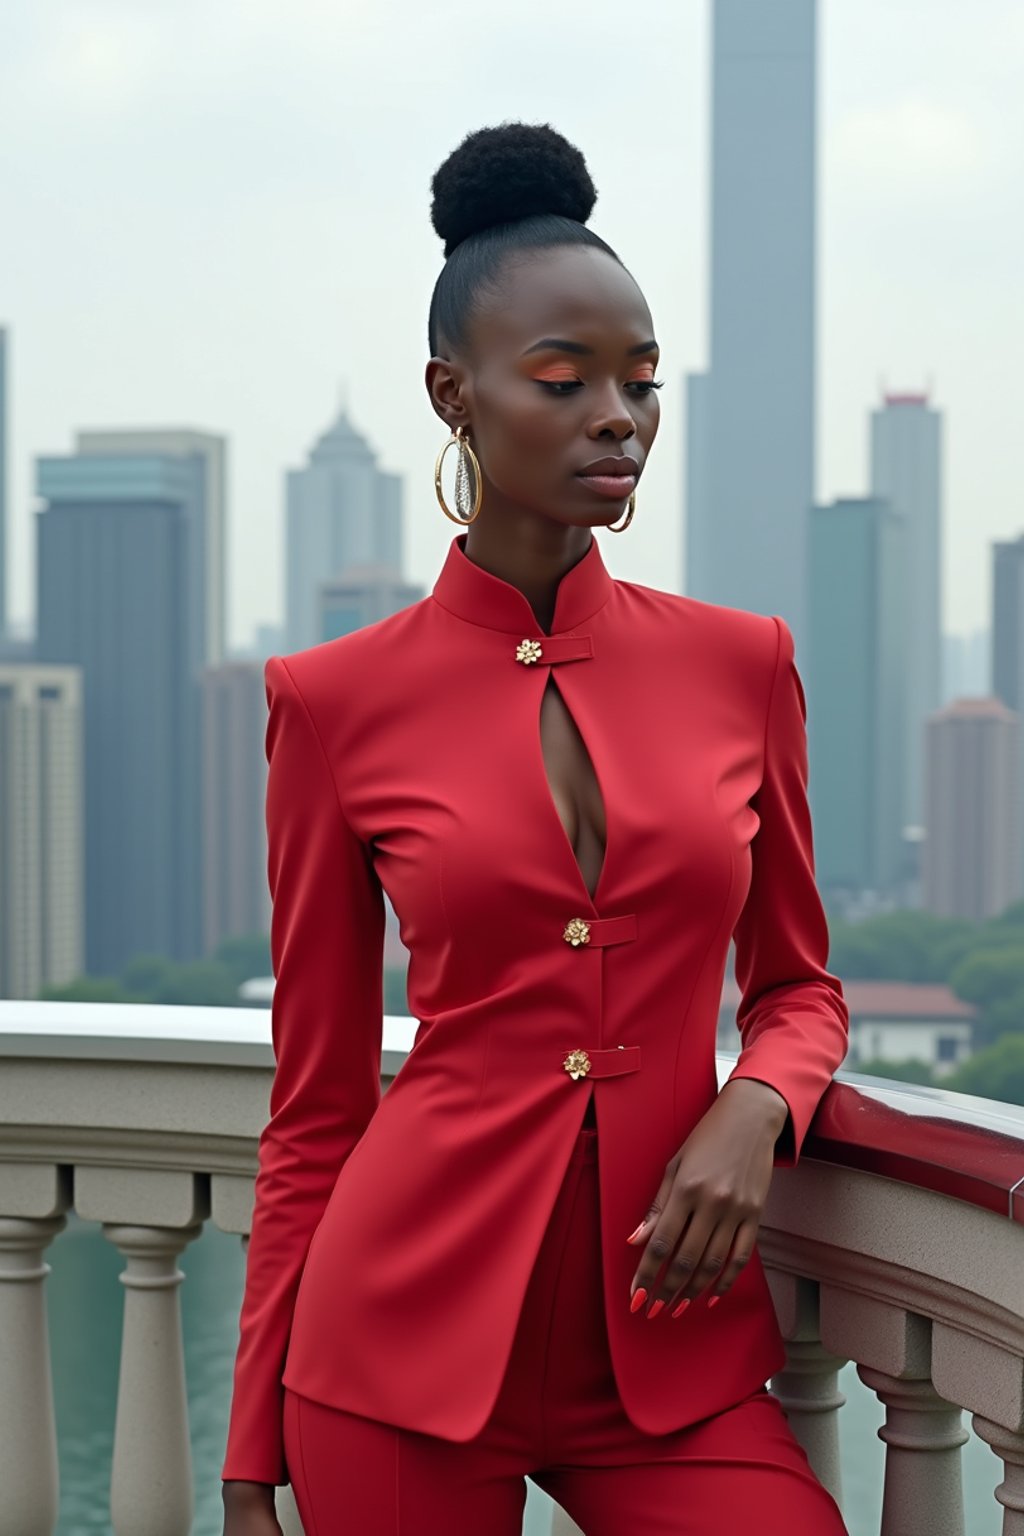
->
xmin=223 ymin=242 xmax=789 ymax=1530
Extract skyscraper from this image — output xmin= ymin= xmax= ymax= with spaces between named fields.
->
xmin=992 ymin=533 xmax=1024 ymax=715
xmin=200 ymin=659 xmax=270 ymax=957
xmin=923 ymin=698 xmax=1021 ymax=922
xmin=285 ymin=406 xmax=403 ymax=652
xmin=869 ymin=392 xmax=943 ymax=830
xmin=806 ymin=496 xmax=908 ymax=908
xmin=990 ymin=532 xmax=1024 ymax=891
xmin=0 ymin=327 xmax=8 ymax=640
xmin=319 ymin=565 xmax=425 ymax=642
xmin=0 ymin=662 xmax=85 ymax=998
xmin=76 ymin=428 xmax=228 ymax=667
xmin=685 ymin=0 xmax=817 ymax=653
xmin=35 ymin=450 xmax=205 ymax=974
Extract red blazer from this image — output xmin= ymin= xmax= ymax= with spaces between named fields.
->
xmin=221 ymin=531 xmax=849 ymax=1486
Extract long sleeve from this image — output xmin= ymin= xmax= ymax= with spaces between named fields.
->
xmin=221 ymin=654 xmax=386 ymax=1486
xmin=723 ymin=615 xmax=849 ymax=1167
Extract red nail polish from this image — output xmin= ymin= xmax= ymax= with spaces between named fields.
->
xmin=671 ymin=1297 xmax=690 ymax=1318
xmin=647 ymin=1299 xmax=665 ymax=1319
xmin=626 ymin=1223 xmax=646 ymax=1244
xmin=630 ymin=1287 xmax=647 ymax=1313
xmin=707 ymin=1294 xmax=721 ymax=1308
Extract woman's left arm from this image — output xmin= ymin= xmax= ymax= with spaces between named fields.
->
xmin=627 ymin=614 xmax=849 ymax=1318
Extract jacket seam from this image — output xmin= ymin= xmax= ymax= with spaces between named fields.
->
xmin=671 ymin=852 xmax=737 ymax=1127
xmin=276 ymin=654 xmax=371 ymax=862
xmin=294 ymin=1394 xmax=322 ymax=1536
xmin=758 ymin=615 xmax=784 ymax=797
xmin=669 ymin=617 xmax=779 ymax=1126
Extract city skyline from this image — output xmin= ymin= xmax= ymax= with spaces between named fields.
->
xmin=2 ymin=0 xmax=1021 ymax=652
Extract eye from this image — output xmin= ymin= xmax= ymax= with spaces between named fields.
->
xmin=626 ymin=379 xmax=665 ymax=396
xmin=534 ymin=379 xmax=584 ymax=395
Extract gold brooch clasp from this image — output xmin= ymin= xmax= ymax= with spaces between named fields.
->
xmin=563 ymin=1049 xmax=592 ymax=1080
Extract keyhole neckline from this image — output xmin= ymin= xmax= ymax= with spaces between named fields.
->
xmin=535 ymin=670 xmax=611 ymax=912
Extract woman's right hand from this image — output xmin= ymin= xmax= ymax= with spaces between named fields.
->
xmin=221 ymin=1480 xmax=283 ymax=1535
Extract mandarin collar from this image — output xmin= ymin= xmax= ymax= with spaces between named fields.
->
xmin=430 ymin=532 xmax=614 ymax=636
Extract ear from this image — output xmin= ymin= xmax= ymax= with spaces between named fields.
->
xmin=425 ymin=356 xmax=472 ymax=434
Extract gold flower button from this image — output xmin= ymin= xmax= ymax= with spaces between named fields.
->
xmin=516 ymin=638 xmax=543 ymax=664
xmin=563 ymin=917 xmax=591 ymax=947
xmin=563 ymin=1049 xmax=591 ymax=1080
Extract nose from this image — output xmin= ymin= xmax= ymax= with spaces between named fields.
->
xmin=586 ymin=380 xmax=637 ymax=442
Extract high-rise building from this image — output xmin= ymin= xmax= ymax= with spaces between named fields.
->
xmin=76 ymin=428 xmax=228 ymax=667
xmin=0 ymin=663 xmax=84 ymax=998
xmin=943 ymin=628 xmax=989 ymax=706
xmin=685 ymin=0 xmax=817 ymax=652
xmin=923 ymin=698 xmax=1021 ymax=922
xmin=806 ymin=497 xmax=908 ymax=907
xmin=285 ymin=406 xmax=403 ymax=652
xmin=869 ymin=392 xmax=943 ymax=830
xmin=0 ymin=327 xmax=8 ymax=640
xmin=35 ymin=450 xmax=205 ymax=974
xmin=319 ymin=564 xmax=425 ymax=642
xmin=992 ymin=533 xmax=1024 ymax=713
xmin=990 ymin=532 xmax=1024 ymax=891
xmin=200 ymin=660 xmax=269 ymax=957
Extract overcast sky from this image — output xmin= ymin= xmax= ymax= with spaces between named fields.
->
xmin=2 ymin=0 xmax=1021 ymax=648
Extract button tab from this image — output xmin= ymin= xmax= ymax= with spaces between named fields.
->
xmin=561 ymin=1045 xmax=641 ymax=1080
xmin=513 ymin=635 xmax=594 ymax=667
xmin=561 ymin=913 xmax=638 ymax=948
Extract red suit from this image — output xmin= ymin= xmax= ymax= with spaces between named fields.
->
xmin=221 ymin=531 xmax=849 ymax=1488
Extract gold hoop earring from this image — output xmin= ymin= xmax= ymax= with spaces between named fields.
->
xmin=435 ymin=425 xmax=483 ymax=525
xmin=606 ymin=490 xmax=636 ymax=533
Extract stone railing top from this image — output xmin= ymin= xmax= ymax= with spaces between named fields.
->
xmin=2 ymin=1001 xmax=1023 ymax=1223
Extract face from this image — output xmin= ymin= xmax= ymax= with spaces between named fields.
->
xmin=426 ymin=245 xmax=661 ymax=529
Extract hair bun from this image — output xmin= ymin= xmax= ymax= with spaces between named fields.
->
xmin=430 ymin=122 xmax=598 ymax=257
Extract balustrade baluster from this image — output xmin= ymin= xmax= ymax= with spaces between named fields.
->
xmin=972 ymin=1415 xmax=1024 ymax=1536
xmin=765 ymin=1270 xmax=847 ymax=1503
xmin=858 ymin=1366 xmax=967 ymax=1536
xmin=0 ymin=1212 xmax=65 ymax=1536
xmin=102 ymin=1221 xmax=203 ymax=1536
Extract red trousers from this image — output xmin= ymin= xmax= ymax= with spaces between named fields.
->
xmin=282 ymin=1123 xmax=849 ymax=1535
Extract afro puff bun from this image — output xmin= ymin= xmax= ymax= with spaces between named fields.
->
xmin=430 ymin=122 xmax=598 ymax=258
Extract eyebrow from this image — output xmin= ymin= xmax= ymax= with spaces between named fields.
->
xmin=521 ymin=337 xmax=659 ymax=358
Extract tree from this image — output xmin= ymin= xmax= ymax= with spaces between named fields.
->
xmin=210 ymin=933 xmax=273 ymax=988
xmin=947 ymin=949 xmax=1024 ymax=1047
xmin=828 ymin=910 xmax=978 ymax=982
xmin=943 ymin=1036 xmax=1024 ymax=1108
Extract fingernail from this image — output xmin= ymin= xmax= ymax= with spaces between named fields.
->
xmin=671 ymin=1297 xmax=690 ymax=1318
xmin=707 ymin=1294 xmax=721 ymax=1308
xmin=647 ymin=1299 xmax=665 ymax=1319
xmin=626 ymin=1223 xmax=646 ymax=1244
xmin=630 ymin=1286 xmax=648 ymax=1313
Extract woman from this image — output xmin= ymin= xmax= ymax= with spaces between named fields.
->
xmin=221 ymin=122 xmax=850 ymax=1535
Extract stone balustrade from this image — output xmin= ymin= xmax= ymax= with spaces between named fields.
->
xmin=1 ymin=1000 xmax=1022 ymax=1535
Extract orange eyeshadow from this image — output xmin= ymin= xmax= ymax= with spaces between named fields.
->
xmin=532 ymin=366 xmax=580 ymax=381
xmin=627 ymin=363 xmax=656 ymax=380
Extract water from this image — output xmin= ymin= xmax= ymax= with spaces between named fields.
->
xmin=45 ymin=1216 xmax=1002 ymax=1534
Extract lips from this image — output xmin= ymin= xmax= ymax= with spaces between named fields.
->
xmin=575 ymin=455 xmax=640 ymax=501
xmin=576 ymin=455 xmax=641 ymax=479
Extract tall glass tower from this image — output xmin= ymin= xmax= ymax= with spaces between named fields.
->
xmin=685 ymin=0 xmax=817 ymax=655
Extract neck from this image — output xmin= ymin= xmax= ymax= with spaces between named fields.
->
xmin=460 ymin=517 xmax=595 ymax=634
